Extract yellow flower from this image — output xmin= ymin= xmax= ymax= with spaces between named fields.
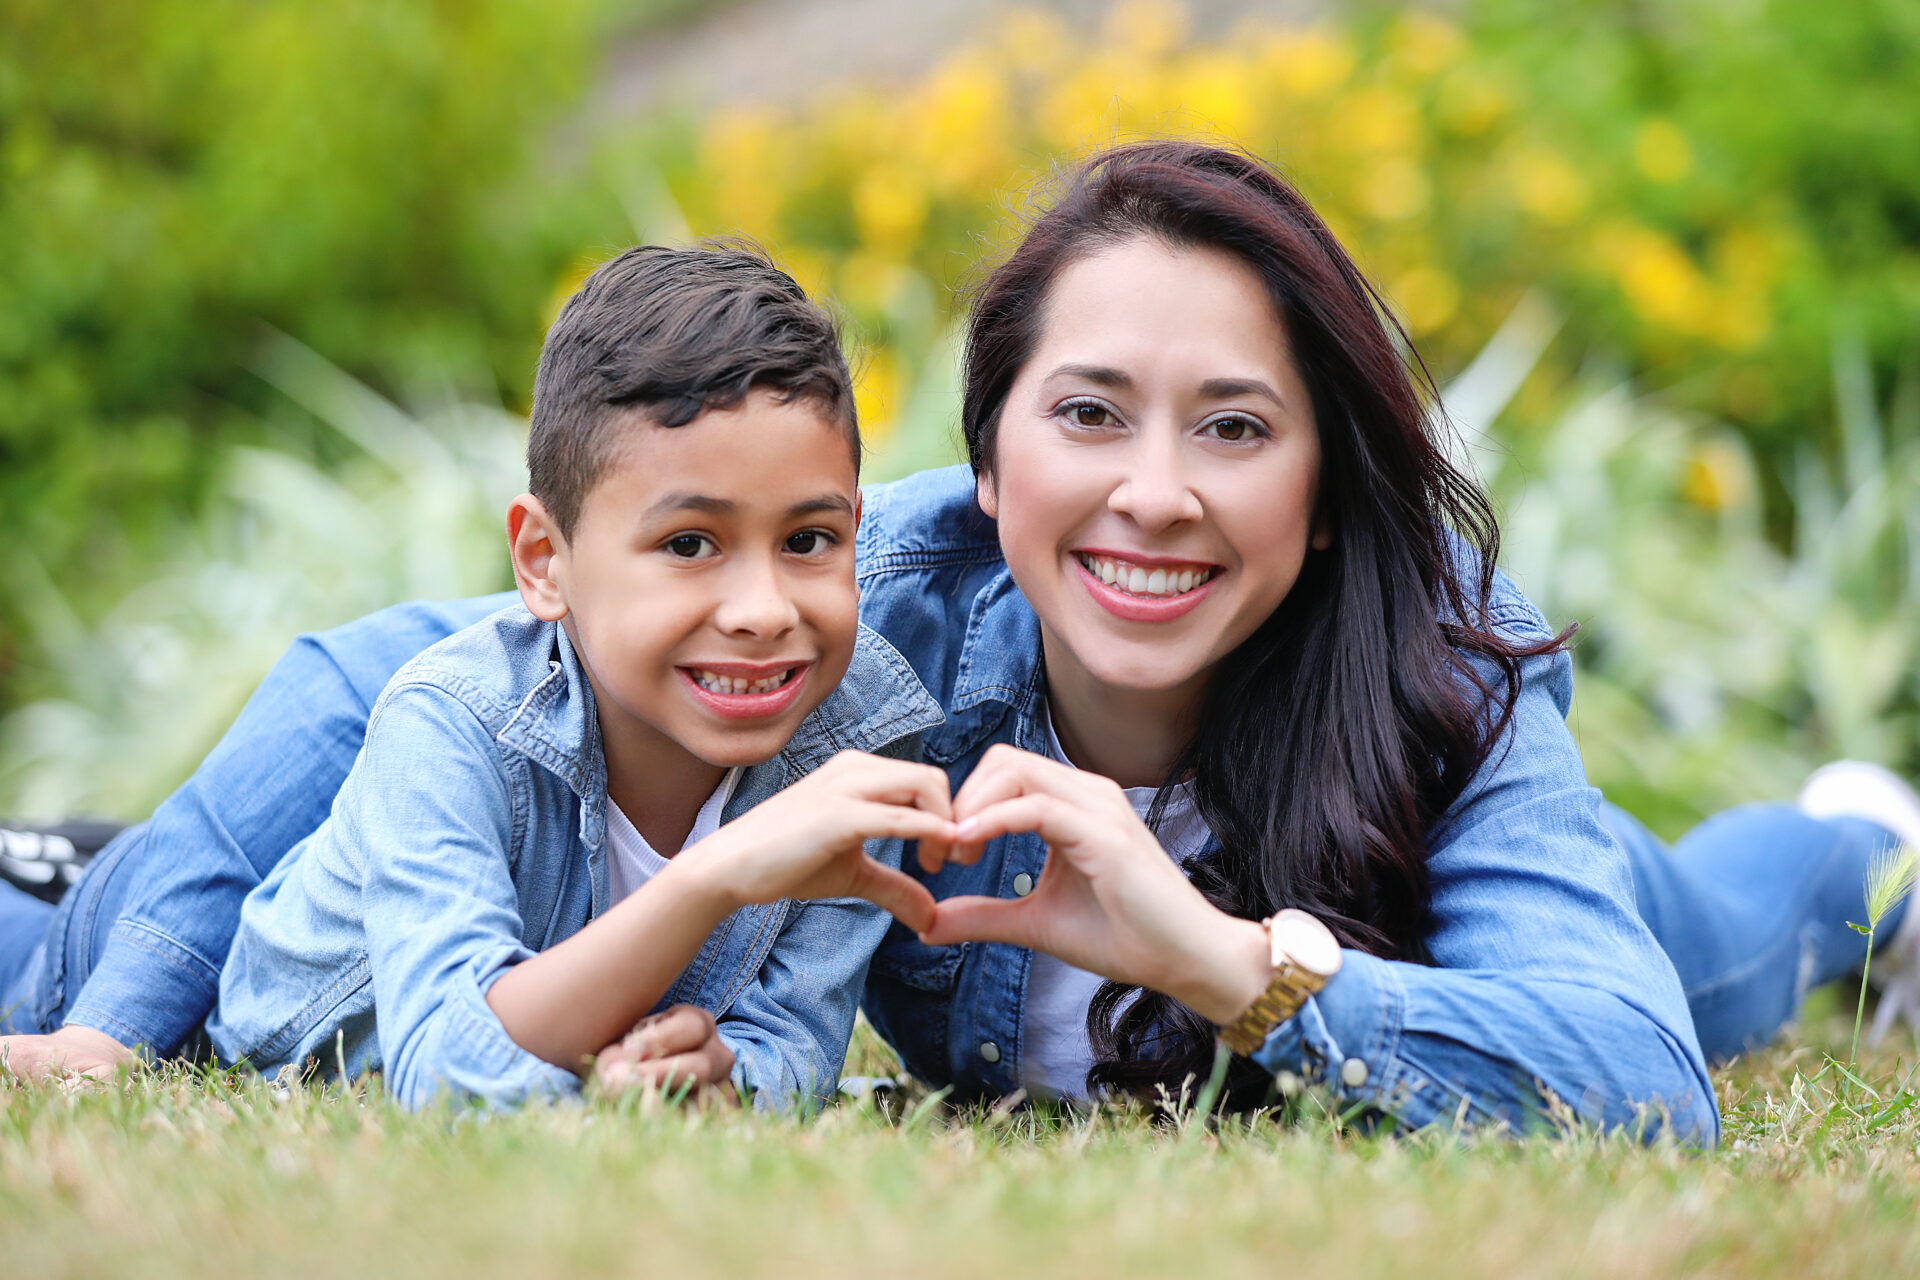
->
xmin=1357 ymin=157 xmax=1431 ymax=222
xmin=1681 ymin=437 xmax=1751 ymax=512
xmin=1337 ymin=85 xmax=1421 ymax=155
xmin=852 ymin=165 xmax=930 ymax=253
xmin=699 ymin=106 xmax=787 ymax=238
xmin=1634 ymin=119 xmax=1694 ymax=184
xmin=1258 ymin=27 xmax=1356 ymax=101
xmin=1507 ymin=144 xmax=1588 ymax=225
xmin=1168 ymin=50 xmax=1258 ymax=141
xmin=853 ymin=345 xmax=903 ymax=443
xmin=910 ymin=52 xmax=1012 ymax=194
xmin=1386 ymin=12 xmax=1466 ymax=78
xmin=1436 ymin=68 xmax=1511 ymax=137
xmin=1391 ymin=265 xmax=1460 ymax=335
xmin=1595 ymin=221 xmax=1712 ymax=334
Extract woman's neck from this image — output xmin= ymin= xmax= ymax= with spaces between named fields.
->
xmin=1039 ymin=627 xmax=1204 ymax=788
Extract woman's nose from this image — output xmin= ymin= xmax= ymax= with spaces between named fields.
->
xmin=1105 ymin=432 xmax=1203 ymax=531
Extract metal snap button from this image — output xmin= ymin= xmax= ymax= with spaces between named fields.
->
xmin=1340 ymin=1057 xmax=1370 ymax=1088
xmin=1012 ymin=873 xmax=1033 ymax=897
xmin=979 ymin=1041 xmax=1002 ymax=1064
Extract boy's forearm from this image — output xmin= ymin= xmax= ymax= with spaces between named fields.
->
xmin=483 ymin=852 xmax=740 ymax=1073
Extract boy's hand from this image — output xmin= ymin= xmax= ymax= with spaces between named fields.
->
xmin=0 ymin=1025 xmax=138 ymax=1087
xmin=591 ymin=1005 xmax=736 ymax=1100
xmin=678 ymin=751 xmax=954 ymax=934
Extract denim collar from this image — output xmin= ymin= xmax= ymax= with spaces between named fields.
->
xmin=925 ymin=565 xmax=1049 ymax=765
xmin=495 ymin=617 xmax=944 ymax=853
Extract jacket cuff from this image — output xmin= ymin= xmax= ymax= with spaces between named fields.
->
xmin=63 ymin=919 xmax=222 ymax=1055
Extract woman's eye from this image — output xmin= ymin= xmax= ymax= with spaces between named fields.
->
xmin=1203 ymin=415 xmax=1264 ymax=443
xmin=665 ymin=534 xmax=715 ymax=559
xmin=1065 ymin=401 xmax=1114 ymax=428
xmin=784 ymin=530 xmax=833 ymax=555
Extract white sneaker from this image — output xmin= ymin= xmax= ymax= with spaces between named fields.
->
xmin=1798 ymin=761 xmax=1920 ymax=1042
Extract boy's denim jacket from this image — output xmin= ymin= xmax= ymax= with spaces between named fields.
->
xmin=853 ymin=466 xmax=1719 ymax=1143
xmin=205 ymin=604 xmax=942 ymax=1110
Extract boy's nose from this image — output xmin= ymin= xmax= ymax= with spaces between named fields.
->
xmin=713 ymin=558 xmax=800 ymax=638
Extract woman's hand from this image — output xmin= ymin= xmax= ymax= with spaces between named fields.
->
xmin=590 ymin=1005 xmax=736 ymax=1101
xmin=677 ymin=751 xmax=957 ymax=934
xmin=918 ymin=744 xmax=1272 ymax=1025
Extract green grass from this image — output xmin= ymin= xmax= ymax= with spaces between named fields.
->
xmin=6 ymin=1005 xmax=1919 ymax=1280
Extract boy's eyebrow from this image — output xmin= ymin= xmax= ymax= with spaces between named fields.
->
xmin=786 ymin=494 xmax=856 ymax=519
xmin=645 ymin=492 xmax=735 ymax=520
xmin=642 ymin=493 xmax=856 ymax=521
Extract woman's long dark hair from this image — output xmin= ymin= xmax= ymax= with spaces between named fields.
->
xmin=960 ymin=141 xmax=1568 ymax=1108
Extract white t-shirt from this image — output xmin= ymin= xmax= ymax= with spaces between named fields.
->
xmin=606 ymin=768 xmax=741 ymax=904
xmin=1019 ymin=709 xmax=1215 ymax=1099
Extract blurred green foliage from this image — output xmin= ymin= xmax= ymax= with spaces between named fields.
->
xmin=1 ymin=0 xmax=1917 ymax=817
xmin=0 ymin=0 xmax=680 ymax=696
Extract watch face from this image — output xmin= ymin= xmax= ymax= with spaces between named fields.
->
xmin=1270 ymin=909 xmax=1343 ymax=978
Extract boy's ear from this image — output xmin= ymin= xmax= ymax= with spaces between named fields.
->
xmin=508 ymin=495 xmax=570 ymax=622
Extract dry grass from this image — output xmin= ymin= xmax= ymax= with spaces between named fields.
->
xmin=4 ymin=999 xmax=1918 ymax=1280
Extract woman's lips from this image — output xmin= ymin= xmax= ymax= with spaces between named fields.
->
xmin=1072 ymin=554 xmax=1218 ymax=622
xmin=678 ymin=662 xmax=813 ymax=720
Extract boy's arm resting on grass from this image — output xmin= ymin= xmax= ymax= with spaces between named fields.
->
xmin=59 ymin=597 xmax=507 ymax=1057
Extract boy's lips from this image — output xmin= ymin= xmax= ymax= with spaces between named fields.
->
xmin=678 ymin=661 xmax=813 ymax=720
xmin=1072 ymin=549 xmax=1221 ymax=623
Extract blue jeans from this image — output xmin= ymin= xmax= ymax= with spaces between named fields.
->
xmin=1604 ymin=801 xmax=1904 ymax=1061
xmin=2 ymin=797 xmax=1905 ymax=1062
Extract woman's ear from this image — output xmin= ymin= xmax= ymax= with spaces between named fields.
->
xmin=1311 ymin=517 xmax=1333 ymax=552
xmin=975 ymin=469 xmax=999 ymax=520
xmin=508 ymin=495 xmax=570 ymax=622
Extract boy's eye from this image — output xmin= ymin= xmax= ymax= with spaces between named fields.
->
xmin=665 ymin=534 xmax=716 ymax=559
xmin=784 ymin=530 xmax=835 ymax=555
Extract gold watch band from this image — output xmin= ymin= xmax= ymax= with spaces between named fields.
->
xmin=1216 ymin=918 xmax=1334 ymax=1056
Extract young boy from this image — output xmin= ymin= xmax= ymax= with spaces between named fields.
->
xmin=203 ymin=245 xmax=956 ymax=1108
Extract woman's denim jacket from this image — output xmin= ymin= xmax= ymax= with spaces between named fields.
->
xmin=853 ymin=466 xmax=1718 ymax=1142
xmin=204 ymin=604 xmax=942 ymax=1110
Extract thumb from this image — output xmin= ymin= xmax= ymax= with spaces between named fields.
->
xmin=918 ymin=894 xmax=1041 ymax=948
xmin=846 ymin=860 xmax=939 ymax=935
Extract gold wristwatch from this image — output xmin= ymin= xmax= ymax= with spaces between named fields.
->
xmin=1216 ymin=909 xmax=1343 ymax=1056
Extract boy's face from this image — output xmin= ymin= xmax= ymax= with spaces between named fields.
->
xmin=519 ymin=391 xmax=861 ymax=773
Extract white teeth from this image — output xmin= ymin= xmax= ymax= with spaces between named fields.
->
xmin=1080 ymin=554 xmax=1215 ymax=598
xmin=693 ymin=669 xmax=790 ymax=695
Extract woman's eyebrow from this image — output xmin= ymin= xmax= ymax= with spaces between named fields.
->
xmin=1197 ymin=376 xmax=1285 ymax=408
xmin=1047 ymin=363 xmax=1133 ymax=389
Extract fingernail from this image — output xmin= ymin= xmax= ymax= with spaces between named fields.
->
xmin=955 ymin=817 xmax=980 ymax=839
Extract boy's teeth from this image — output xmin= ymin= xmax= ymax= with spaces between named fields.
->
xmin=1081 ymin=554 xmax=1214 ymax=598
xmin=693 ymin=669 xmax=790 ymax=695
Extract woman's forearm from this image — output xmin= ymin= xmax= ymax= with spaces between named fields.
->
xmin=484 ymin=854 xmax=738 ymax=1073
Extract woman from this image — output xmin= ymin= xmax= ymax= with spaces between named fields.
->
xmin=6 ymin=143 xmax=1916 ymax=1139
xmin=850 ymin=140 xmax=1917 ymax=1140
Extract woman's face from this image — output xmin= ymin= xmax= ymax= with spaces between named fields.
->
xmin=979 ymin=235 xmax=1327 ymax=704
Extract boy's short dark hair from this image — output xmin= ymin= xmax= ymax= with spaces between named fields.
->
xmin=528 ymin=243 xmax=858 ymax=537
